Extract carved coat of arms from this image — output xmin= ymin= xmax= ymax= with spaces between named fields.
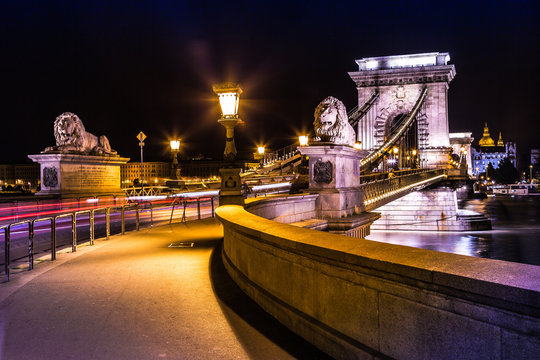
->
xmin=313 ymin=160 xmax=333 ymax=184
xmin=43 ymin=167 xmax=58 ymax=187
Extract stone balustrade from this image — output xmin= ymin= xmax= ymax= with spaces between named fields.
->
xmin=216 ymin=205 xmax=540 ymax=360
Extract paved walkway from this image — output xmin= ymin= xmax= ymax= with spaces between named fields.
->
xmin=0 ymin=219 xmax=329 ymax=359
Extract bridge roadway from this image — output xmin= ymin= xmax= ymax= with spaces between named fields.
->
xmin=0 ymin=219 xmax=330 ymax=359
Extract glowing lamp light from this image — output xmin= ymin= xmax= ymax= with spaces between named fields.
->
xmin=299 ymin=135 xmax=309 ymax=146
xmin=257 ymin=146 xmax=265 ymax=155
xmin=393 ymin=147 xmax=399 ymax=154
xmin=213 ymin=83 xmax=242 ymax=118
xmin=170 ymin=140 xmax=180 ymax=151
xmin=412 ymin=149 xmax=417 ymax=156
xmin=353 ymin=141 xmax=362 ymax=150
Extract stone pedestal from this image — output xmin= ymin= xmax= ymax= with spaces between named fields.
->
xmin=28 ymin=153 xmax=129 ymax=197
xmin=298 ymin=144 xmax=367 ymax=218
xmin=422 ymin=146 xmax=451 ymax=169
xmin=219 ymin=168 xmax=244 ymax=206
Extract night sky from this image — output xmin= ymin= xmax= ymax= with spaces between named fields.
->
xmin=2 ymin=0 xmax=539 ymax=167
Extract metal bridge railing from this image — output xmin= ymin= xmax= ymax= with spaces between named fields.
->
xmin=1 ymin=194 xmax=222 ymax=282
xmin=169 ymin=196 xmax=216 ymax=224
xmin=360 ymin=169 xmax=447 ymax=211
xmin=0 ymin=195 xmax=221 ymax=283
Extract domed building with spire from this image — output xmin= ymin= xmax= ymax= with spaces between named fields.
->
xmin=471 ymin=123 xmax=517 ymax=177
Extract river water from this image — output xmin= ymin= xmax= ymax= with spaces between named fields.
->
xmin=367 ymin=195 xmax=540 ymax=266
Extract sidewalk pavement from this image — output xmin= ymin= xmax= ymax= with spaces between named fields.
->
xmin=0 ymin=218 xmax=330 ymax=360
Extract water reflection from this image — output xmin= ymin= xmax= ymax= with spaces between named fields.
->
xmin=367 ymin=196 xmax=540 ymax=266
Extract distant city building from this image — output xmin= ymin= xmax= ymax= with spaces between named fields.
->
xmin=120 ymin=162 xmax=170 ymax=186
xmin=120 ymin=159 xmax=255 ymax=186
xmin=471 ymin=123 xmax=517 ymax=176
xmin=0 ymin=163 xmax=40 ymax=188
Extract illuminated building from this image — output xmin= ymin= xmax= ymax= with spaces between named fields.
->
xmin=471 ymin=123 xmax=517 ymax=176
xmin=0 ymin=163 xmax=40 ymax=189
xmin=120 ymin=162 xmax=170 ymax=185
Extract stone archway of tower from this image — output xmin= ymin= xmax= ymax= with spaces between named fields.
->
xmin=374 ymin=108 xmax=412 ymax=147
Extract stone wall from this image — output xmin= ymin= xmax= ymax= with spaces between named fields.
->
xmin=245 ymin=194 xmax=318 ymax=223
xmin=216 ymin=205 xmax=540 ymax=360
xmin=371 ymin=188 xmax=491 ymax=231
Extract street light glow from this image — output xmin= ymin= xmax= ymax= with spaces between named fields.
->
xmin=299 ymin=136 xmax=309 ymax=146
xmin=213 ymin=83 xmax=242 ymax=118
xmin=170 ymin=140 xmax=180 ymax=151
xmin=257 ymin=146 xmax=265 ymax=155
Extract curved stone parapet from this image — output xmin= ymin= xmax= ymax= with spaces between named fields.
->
xmin=216 ymin=205 xmax=540 ymax=360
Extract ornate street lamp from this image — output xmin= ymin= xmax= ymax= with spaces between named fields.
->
xmin=299 ymin=136 xmax=309 ymax=146
xmin=213 ymin=82 xmax=244 ymax=206
xmin=213 ymin=83 xmax=243 ymax=161
xmin=170 ymin=140 xmax=180 ymax=180
xmin=256 ymin=146 xmax=265 ymax=168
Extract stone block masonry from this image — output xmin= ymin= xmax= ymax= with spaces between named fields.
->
xmin=217 ymin=205 xmax=540 ymax=360
xmin=372 ymin=187 xmax=491 ymax=231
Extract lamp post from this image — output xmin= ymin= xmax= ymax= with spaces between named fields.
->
xmin=530 ymin=164 xmax=533 ymax=183
xmin=137 ymin=131 xmax=146 ymax=189
xmin=214 ymin=82 xmax=244 ymax=206
xmin=299 ymin=136 xmax=309 ymax=146
xmin=392 ymin=146 xmax=399 ymax=170
xmin=257 ymin=146 xmax=265 ymax=168
xmin=170 ymin=140 xmax=180 ymax=180
xmin=213 ymin=83 xmax=243 ymax=161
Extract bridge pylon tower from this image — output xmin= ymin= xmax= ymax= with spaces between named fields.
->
xmin=349 ymin=52 xmax=456 ymax=168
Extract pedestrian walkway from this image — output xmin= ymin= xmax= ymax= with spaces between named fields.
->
xmin=0 ymin=219 xmax=329 ymax=360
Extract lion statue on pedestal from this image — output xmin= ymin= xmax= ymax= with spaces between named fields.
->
xmin=313 ymin=96 xmax=356 ymax=146
xmin=43 ymin=112 xmax=117 ymax=155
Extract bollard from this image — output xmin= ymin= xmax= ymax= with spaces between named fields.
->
xmin=51 ymin=218 xmax=57 ymax=260
xmin=28 ymin=222 xmax=34 ymax=271
xmin=121 ymin=206 xmax=125 ymax=235
xmin=4 ymin=228 xmax=10 ymax=282
xmin=90 ymin=210 xmax=95 ymax=245
xmin=72 ymin=214 xmax=77 ymax=252
xmin=106 ymin=208 xmax=110 ymax=240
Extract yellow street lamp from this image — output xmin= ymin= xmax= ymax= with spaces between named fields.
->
xmin=412 ymin=149 xmax=417 ymax=156
xmin=393 ymin=147 xmax=399 ymax=155
xmin=255 ymin=146 xmax=265 ymax=168
xmin=213 ymin=82 xmax=243 ymax=161
xmin=170 ymin=139 xmax=181 ymax=180
xmin=530 ymin=164 xmax=534 ymax=183
xmin=353 ymin=141 xmax=362 ymax=150
xmin=298 ymin=135 xmax=309 ymax=146
xmin=214 ymin=82 xmax=244 ymax=206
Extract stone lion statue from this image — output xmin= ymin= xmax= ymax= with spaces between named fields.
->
xmin=313 ymin=96 xmax=356 ymax=146
xmin=44 ymin=112 xmax=116 ymax=155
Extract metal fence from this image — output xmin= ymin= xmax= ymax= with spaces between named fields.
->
xmin=1 ymin=196 xmax=216 ymax=282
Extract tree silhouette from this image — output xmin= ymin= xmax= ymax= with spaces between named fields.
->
xmin=494 ymin=157 xmax=520 ymax=184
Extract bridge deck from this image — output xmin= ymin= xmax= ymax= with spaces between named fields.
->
xmin=0 ymin=219 xmax=328 ymax=359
